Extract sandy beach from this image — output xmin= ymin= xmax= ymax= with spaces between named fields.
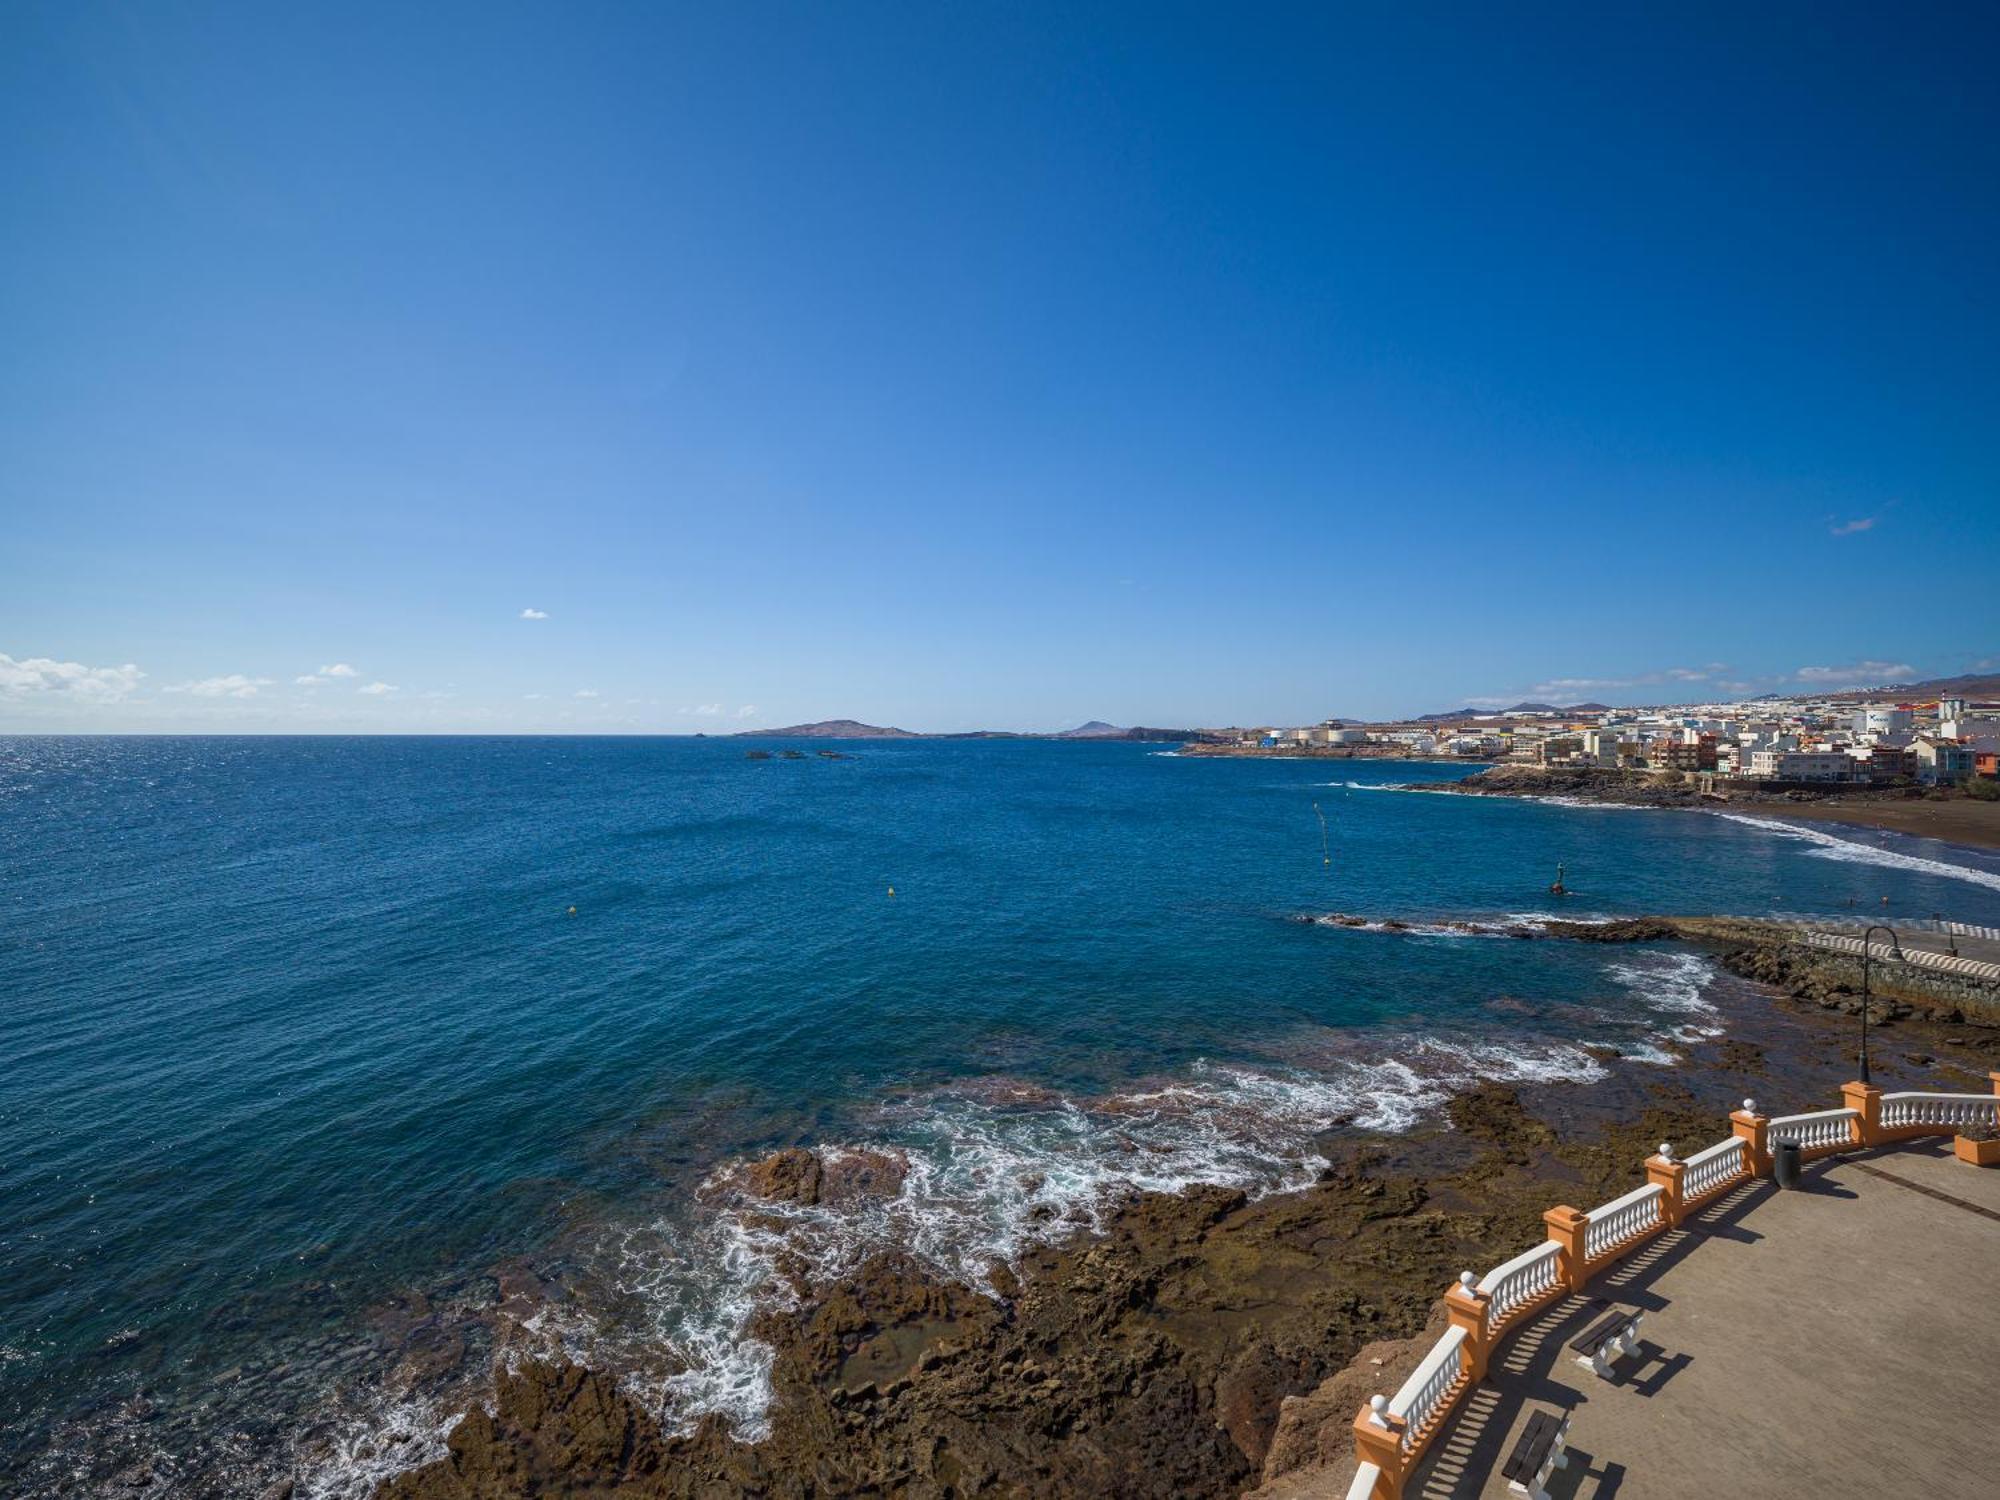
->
xmin=1744 ymin=796 xmax=2000 ymax=852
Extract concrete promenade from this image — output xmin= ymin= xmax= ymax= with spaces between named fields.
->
xmin=1405 ymin=1138 xmax=2000 ymax=1499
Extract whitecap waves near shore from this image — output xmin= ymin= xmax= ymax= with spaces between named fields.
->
xmin=1602 ymin=950 xmax=1723 ymax=1061
xmin=535 ymin=1038 xmax=1608 ymax=1444
xmin=1715 ymin=813 xmax=2000 ymax=893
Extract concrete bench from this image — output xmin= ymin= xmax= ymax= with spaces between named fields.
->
xmin=1501 ymin=1408 xmax=1570 ymax=1499
xmin=1569 ymin=1306 xmax=1643 ymax=1379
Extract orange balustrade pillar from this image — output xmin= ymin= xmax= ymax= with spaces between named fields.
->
xmin=1544 ymin=1205 xmax=1589 ymax=1290
xmin=1443 ymin=1271 xmax=1493 ymax=1382
xmin=1841 ymin=1080 xmax=1881 ymax=1147
xmin=1988 ymin=1070 xmax=2000 ymax=1099
xmin=1730 ymin=1099 xmax=1770 ymax=1177
xmin=1644 ymin=1145 xmax=1686 ymax=1228
xmin=1351 ymin=1395 xmax=1407 ymax=1498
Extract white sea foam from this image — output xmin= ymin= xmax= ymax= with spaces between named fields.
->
xmin=1518 ymin=795 xmax=1662 ymax=811
xmin=1305 ymin=914 xmax=1513 ymax=938
xmin=295 ymin=1389 xmax=457 ymax=1500
xmin=558 ymin=1037 xmax=1607 ymax=1442
xmin=1604 ymin=950 xmax=1723 ymax=1047
xmin=1715 ymin=813 xmax=2000 ymax=893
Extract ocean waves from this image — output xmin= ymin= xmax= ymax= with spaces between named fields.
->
xmin=1716 ymin=813 xmax=2000 ymax=893
xmin=542 ymin=1037 xmax=1609 ymax=1443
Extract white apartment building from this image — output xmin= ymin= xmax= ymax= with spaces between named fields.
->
xmin=1748 ymin=749 xmax=1855 ymax=782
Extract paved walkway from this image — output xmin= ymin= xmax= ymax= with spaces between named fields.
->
xmin=1406 ymin=1139 xmax=2000 ymax=1500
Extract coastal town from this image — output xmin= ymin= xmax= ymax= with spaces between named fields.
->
xmin=1191 ymin=684 xmax=2000 ymax=789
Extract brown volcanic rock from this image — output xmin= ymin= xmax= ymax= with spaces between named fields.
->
xmin=377 ymin=980 xmax=2000 ymax=1500
xmin=819 ymin=1147 xmax=909 ymax=1205
xmin=1251 ymin=1301 xmax=1452 ymax=1489
xmin=740 ymin=1147 xmax=824 ymax=1205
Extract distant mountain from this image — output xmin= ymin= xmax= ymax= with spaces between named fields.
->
xmin=1411 ymin=701 xmax=1612 ymax=722
xmin=1848 ymin=671 xmax=2000 ymax=700
xmin=738 ymin=719 xmax=919 ymax=738
xmin=1058 ymin=721 xmax=1128 ymax=738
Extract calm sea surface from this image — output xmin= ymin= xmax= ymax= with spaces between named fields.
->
xmin=6 ymin=736 xmax=1999 ymax=1495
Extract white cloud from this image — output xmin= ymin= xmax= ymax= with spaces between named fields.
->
xmin=1829 ymin=516 xmax=1878 ymax=537
xmin=574 ymin=689 xmax=599 ymax=699
xmin=1793 ymin=661 xmax=1917 ymax=687
xmin=734 ymin=704 xmax=758 ymax=718
xmin=358 ymin=681 xmax=399 ymax=696
xmin=520 ymin=608 xmax=549 ymax=620
xmin=168 ymin=674 xmax=272 ymax=699
xmin=1526 ymin=677 xmax=1633 ymax=698
xmin=523 ymin=693 xmax=547 ymax=701
xmin=689 ymin=702 xmax=723 ymax=716
xmin=296 ymin=663 xmax=360 ymax=687
xmin=0 ymin=653 xmax=146 ymax=703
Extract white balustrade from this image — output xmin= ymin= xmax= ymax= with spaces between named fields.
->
xmin=1799 ymin=931 xmax=2000 ymax=983
xmin=1879 ymin=1093 xmax=1999 ymax=1132
xmin=1476 ymin=1240 xmax=1562 ymax=1330
xmin=1679 ymin=1135 xmax=1746 ymax=1203
xmin=1386 ymin=1324 xmax=1468 ymax=1451
xmin=1582 ymin=1183 xmax=1663 ymax=1262
xmin=1345 ymin=1461 xmax=1383 ymax=1500
xmin=1767 ymin=1106 xmax=1857 ymax=1155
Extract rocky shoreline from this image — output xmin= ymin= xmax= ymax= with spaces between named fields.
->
xmin=368 ymin=922 xmax=1998 ymax=1500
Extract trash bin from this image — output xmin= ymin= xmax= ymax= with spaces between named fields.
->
xmin=1773 ymin=1136 xmax=1803 ymax=1189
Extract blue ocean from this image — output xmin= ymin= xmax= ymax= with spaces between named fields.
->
xmin=6 ymin=736 xmax=1999 ymax=1496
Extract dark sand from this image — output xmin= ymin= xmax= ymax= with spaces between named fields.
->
xmin=1744 ymin=795 xmax=2000 ymax=852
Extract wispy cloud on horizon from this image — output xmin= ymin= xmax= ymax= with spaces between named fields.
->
xmin=1828 ymin=516 xmax=1878 ymax=536
xmin=1793 ymin=660 xmax=1916 ymax=687
xmin=0 ymin=652 xmax=145 ymax=702
xmin=520 ymin=607 xmax=549 ymax=620
xmin=167 ymin=674 xmax=271 ymax=698
xmin=359 ymin=681 xmax=399 ymax=695
xmin=295 ymin=662 xmax=360 ymax=686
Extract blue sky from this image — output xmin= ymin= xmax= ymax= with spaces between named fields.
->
xmin=4 ymin=2 xmax=1996 ymax=732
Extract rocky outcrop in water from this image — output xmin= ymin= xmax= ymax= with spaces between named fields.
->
xmin=381 ymin=1083 xmax=1769 ymax=1500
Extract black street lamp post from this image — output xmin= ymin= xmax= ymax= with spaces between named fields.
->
xmin=1859 ymin=923 xmax=1903 ymax=1084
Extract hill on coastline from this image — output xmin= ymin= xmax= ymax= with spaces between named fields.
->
xmin=1851 ymin=671 xmax=2000 ymax=700
xmin=737 ymin=720 xmax=920 ymax=738
xmin=735 ymin=719 xmax=1215 ymax=741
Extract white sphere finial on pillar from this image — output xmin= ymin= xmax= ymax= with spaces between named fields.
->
xmin=1658 ymin=1142 xmax=1674 ymax=1161
xmin=1743 ymin=1098 xmax=1757 ymax=1112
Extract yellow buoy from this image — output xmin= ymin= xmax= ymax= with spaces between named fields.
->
xmin=567 ymin=905 xmax=577 ymax=916
xmin=887 ymin=886 xmax=896 ymax=897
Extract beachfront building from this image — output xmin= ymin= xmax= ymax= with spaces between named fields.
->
xmin=1656 ymin=736 xmax=1716 ymax=772
xmin=1913 ymin=736 xmax=1976 ymax=785
xmin=1747 ymin=749 xmax=1855 ymax=782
